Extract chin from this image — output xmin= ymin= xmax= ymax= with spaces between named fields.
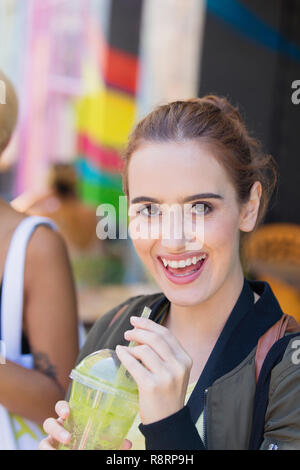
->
xmin=160 ymin=282 xmax=208 ymax=307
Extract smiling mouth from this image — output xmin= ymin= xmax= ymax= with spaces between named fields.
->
xmin=158 ymin=254 xmax=208 ymax=278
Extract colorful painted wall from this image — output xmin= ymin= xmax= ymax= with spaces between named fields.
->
xmin=199 ymin=0 xmax=300 ymax=224
xmin=75 ymin=0 xmax=143 ymax=223
xmin=1 ymin=0 xmax=299 ymax=226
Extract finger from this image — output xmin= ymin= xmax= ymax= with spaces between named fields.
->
xmin=115 ymin=345 xmax=152 ymax=386
xmin=129 ymin=317 xmax=191 ymax=366
xmin=39 ymin=437 xmax=58 ymax=451
xmin=124 ymin=328 xmax=175 ymax=364
xmin=127 ymin=344 xmax=165 ymax=374
xmin=130 ymin=316 xmax=184 ymax=354
xmin=120 ymin=439 xmax=132 ymax=450
xmin=55 ymin=400 xmax=70 ymax=420
xmin=43 ymin=417 xmax=70 ymax=445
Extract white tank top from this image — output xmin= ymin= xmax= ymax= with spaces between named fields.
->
xmin=0 ymin=216 xmax=85 ymax=449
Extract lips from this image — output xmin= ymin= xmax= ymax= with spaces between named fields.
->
xmin=157 ymin=254 xmax=208 ymax=285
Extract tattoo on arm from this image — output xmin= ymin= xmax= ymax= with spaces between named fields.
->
xmin=33 ymin=351 xmax=57 ymax=382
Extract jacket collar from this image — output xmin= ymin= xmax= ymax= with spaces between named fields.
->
xmin=149 ymin=277 xmax=284 ymax=424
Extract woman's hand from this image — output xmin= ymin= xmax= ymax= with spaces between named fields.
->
xmin=39 ymin=401 xmax=71 ymax=450
xmin=116 ymin=316 xmax=193 ymax=425
xmin=39 ymin=401 xmax=132 ymax=450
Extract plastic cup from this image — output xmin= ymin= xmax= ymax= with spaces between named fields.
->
xmin=59 ymin=349 xmax=139 ymax=450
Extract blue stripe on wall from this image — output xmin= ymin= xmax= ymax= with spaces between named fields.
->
xmin=75 ymin=158 xmax=122 ymax=190
xmin=207 ymin=0 xmax=300 ymax=62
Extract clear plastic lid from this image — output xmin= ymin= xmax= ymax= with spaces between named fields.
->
xmin=70 ymin=349 xmax=138 ymax=403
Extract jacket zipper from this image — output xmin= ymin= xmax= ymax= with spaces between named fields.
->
xmin=268 ymin=443 xmax=278 ymax=450
xmin=203 ymin=388 xmax=208 ymax=448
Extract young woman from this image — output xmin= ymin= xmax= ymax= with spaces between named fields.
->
xmin=0 ymin=71 xmax=79 ymax=449
xmin=40 ymin=95 xmax=300 ymax=450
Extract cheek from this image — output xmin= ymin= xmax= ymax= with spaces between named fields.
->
xmin=129 ymin=216 xmax=156 ymax=264
xmin=204 ymin=210 xmax=240 ymax=250
xmin=131 ymin=237 xmax=154 ymax=268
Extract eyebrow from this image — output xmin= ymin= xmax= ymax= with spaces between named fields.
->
xmin=130 ymin=193 xmax=224 ymax=204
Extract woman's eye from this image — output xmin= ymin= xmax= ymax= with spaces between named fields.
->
xmin=191 ymin=203 xmax=212 ymax=215
xmin=139 ymin=205 xmax=161 ymax=217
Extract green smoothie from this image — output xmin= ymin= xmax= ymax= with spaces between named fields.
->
xmin=59 ymin=350 xmax=139 ymax=450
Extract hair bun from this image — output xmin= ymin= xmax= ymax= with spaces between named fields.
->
xmin=188 ymin=95 xmax=243 ymax=123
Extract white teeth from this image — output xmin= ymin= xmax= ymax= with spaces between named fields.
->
xmin=161 ymin=254 xmax=207 ymax=269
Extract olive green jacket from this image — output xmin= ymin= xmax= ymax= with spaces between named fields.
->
xmin=73 ymin=278 xmax=300 ymax=450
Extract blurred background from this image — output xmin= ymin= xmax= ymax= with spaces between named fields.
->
xmin=0 ymin=0 xmax=299 ymax=328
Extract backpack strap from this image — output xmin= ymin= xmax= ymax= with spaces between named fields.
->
xmin=249 ymin=313 xmax=300 ymax=449
xmin=249 ymin=331 xmax=300 ymax=450
xmin=255 ymin=314 xmax=300 ymax=382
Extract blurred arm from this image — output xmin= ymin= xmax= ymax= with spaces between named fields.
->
xmin=0 ymin=227 xmax=79 ymax=424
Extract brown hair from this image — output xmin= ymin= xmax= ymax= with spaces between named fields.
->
xmin=122 ymin=95 xmax=278 ymax=231
xmin=48 ymin=163 xmax=78 ymax=199
xmin=0 ymin=70 xmax=18 ymax=154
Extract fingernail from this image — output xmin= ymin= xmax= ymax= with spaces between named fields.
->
xmin=130 ymin=316 xmax=139 ymax=323
xmin=61 ymin=431 xmax=70 ymax=443
xmin=58 ymin=406 xmax=68 ymax=418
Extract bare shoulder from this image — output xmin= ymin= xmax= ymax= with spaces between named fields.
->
xmin=26 ymin=224 xmax=69 ymax=261
xmin=24 ymin=225 xmax=72 ymax=289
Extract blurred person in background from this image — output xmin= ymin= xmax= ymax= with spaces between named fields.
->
xmin=12 ymin=163 xmax=119 ymax=326
xmin=41 ymin=96 xmax=300 ymax=450
xmin=0 ymin=70 xmax=79 ymax=450
xmin=12 ymin=163 xmax=99 ymax=256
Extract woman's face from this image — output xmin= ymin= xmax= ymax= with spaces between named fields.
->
xmin=127 ymin=140 xmax=256 ymax=306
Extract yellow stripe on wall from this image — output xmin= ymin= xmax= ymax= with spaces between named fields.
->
xmin=76 ymin=88 xmax=136 ymax=149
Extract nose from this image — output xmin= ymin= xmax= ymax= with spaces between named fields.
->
xmin=161 ymin=235 xmax=186 ymax=252
xmin=160 ymin=205 xmax=204 ymax=252
xmin=160 ymin=207 xmax=194 ymax=251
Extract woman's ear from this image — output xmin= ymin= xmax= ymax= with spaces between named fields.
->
xmin=239 ymin=181 xmax=262 ymax=233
